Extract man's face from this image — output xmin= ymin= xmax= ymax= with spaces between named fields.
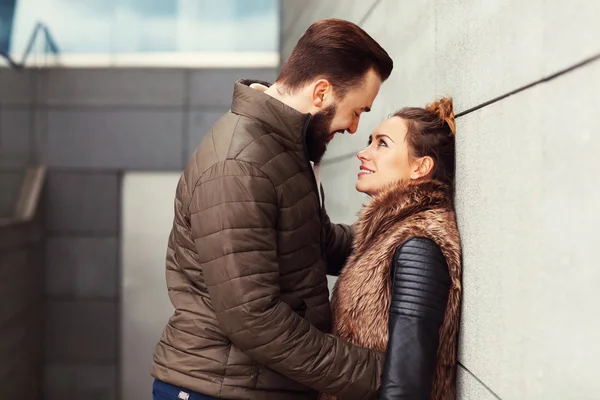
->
xmin=306 ymin=104 xmax=336 ymax=164
xmin=306 ymin=69 xmax=382 ymax=163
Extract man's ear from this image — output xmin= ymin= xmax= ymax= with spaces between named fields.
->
xmin=410 ymin=156 xmax=435 ymax=180
xmin=312 ymin=79 xmax=331 ymax=108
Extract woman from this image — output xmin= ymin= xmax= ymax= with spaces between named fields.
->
xmin=327 ymin=98 xmax=462 ymax=400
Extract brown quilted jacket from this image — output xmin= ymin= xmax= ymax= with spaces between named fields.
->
xmin=151 ymin=80 xmax=384 ymax=399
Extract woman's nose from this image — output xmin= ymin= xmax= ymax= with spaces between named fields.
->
xmin=357 ymin=149 xmax=368 ymax=161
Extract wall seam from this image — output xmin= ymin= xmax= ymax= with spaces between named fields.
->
xmin=323 ymin=52 xmax=600 ymax=166
xmin=456 ymin=52 xmax=600 ymax=118
xmin=358 ymin=0 xmax=384 ymax=26
xmin=458 ymin=362 xmax=503 ymax=400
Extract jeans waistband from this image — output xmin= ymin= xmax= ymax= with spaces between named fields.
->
xmin=153 ymin=379 xmax=220 ymax=400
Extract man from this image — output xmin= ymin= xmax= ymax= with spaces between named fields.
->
xmin=152 ymin=19 xmax=393 ymax=400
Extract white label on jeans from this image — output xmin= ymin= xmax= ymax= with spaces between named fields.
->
xmin=178 ymin=391 xmax=190 ymax=400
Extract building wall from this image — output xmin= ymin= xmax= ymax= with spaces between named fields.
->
xmin=0 ymin=219 xmax=45 ymax=400
xmin=40 ymin=67 xmax=277 ymax=399
xmin=281 ymin=1 xmax=600 ymax=398
xmin=0 ymin=67 xmax=45 ymax=400
xmin=0 ymin=69 xmax=41 ymax=216
xmin=1 ymin=66 xmax=277 ymax=399
xmin=120 ymin=172 xmax=180 ymax=400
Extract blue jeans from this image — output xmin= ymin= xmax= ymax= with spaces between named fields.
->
xmin=152 ymin=379 xmax=221 ymax=400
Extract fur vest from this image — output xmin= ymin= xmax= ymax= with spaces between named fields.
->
xmin=330 ymin=180 xmax=462 ymax=400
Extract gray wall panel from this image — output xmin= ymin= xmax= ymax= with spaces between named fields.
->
xmin=46 ymin=171 xmax=119 ymax=233
xmin=282 ymin=1 xmax=600 ymax=398
xmin=46 ymin=236 xmax=118 ymax=298
xmin=45 ymin=69 xmax=187 ymax=107
xmin=46 ymin=109 xmax=184 ymax=170
xmin=189 ymin=68 xmax=278 ymax=107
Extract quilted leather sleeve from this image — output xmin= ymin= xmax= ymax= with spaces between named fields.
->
xmin=190 ymin=159 xmax=383 ymax=399
xmin=380 ymin=237 xmax=450 ymax=400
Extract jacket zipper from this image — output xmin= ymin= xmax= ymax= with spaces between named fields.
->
xmin=300 ymin=115 xmax=327 ymax=259
xmin=300 ymin=115 xmax=322 ymax=208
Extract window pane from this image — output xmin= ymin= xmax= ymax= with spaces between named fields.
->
xmin=0 ymin=0 xmax=17 ymax=53
xmin=114 ymin=0 xmax=278 ymax=53
xmin=10 ymin=0 xmax=114 ymax=55
xmin=9 ymin=0 xmax=279 ymax=59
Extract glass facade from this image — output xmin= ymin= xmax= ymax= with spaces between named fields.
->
xmin=0 ymin=0 xmax=17 ymax=53
xmin=5 ymin=0 xmax=279 ymax=66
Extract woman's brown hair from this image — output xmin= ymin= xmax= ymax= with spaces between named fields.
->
xmin=394 ymin=97 xmax=456 ymax=186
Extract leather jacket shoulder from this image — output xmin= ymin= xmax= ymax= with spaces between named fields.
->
xmin=380 ymin=237 xmax=451 ymax=400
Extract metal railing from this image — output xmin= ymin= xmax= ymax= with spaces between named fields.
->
xmin=0 ymin=166 xmax=46 ymax=227
xmin=0 ymin=22 xmax=59 ymax=70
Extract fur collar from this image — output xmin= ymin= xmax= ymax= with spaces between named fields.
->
xmin=353 ymin=180 xmax=454 ymax=252
xmin=326 ymin=180 xmax=461 ymax=400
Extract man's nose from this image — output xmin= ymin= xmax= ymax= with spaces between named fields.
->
xmin=347 ymin=119 xmax=359 ymax=134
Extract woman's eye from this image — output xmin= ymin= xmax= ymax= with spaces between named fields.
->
xmin=378 ymin=140 xmax=387 ymax=147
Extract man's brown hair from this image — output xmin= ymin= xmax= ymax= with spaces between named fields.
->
xmin=277 ymin=19 xmax=393 ymax=96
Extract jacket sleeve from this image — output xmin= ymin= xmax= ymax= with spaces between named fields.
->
xmin=380 ymin=237 xmax=450 ymax=400
xmin=321 ymin=207 xmax=353 ymax=276
xmin=190 ymin=160 xmax=383 ymax=399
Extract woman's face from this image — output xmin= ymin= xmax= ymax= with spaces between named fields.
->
xmin=356 ymin=116 xmax=427 ymax=196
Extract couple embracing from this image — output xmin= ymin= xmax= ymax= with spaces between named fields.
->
xmin=151 ymin=18 xmax=462 ymax=400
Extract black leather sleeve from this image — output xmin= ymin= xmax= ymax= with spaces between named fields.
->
xmin=379 ymin=237 xmax=450 ymax=400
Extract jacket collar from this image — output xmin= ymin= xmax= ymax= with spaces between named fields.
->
xmin=231 ymin=79 xmax=311 ymax=146
xmin=354 ymin=180 xmax=454 ymax=252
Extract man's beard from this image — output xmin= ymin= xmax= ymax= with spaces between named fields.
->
xmin=305 ymin=104 xmax=337 ymax=164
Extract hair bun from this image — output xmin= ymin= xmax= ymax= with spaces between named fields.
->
xmin=426 ymin=97 xmax=456 ymax=136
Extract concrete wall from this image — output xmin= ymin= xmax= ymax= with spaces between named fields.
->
xmin=281 ymin=1 xmax=600 ymax=399
xmin=0 ymin=68 xmax=45 ymax=400
xmin=121 ymin=172 xmax=180 ymax=400
xmin=1 ymin=66 xmax=277 ymax=399
xmin=38 ymin=67 xmax=276 ymax=399
xmin=0 ymin=69 xmax=41 ymax=217
xmin=0 ymin=219 xmax=45 ymax=400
